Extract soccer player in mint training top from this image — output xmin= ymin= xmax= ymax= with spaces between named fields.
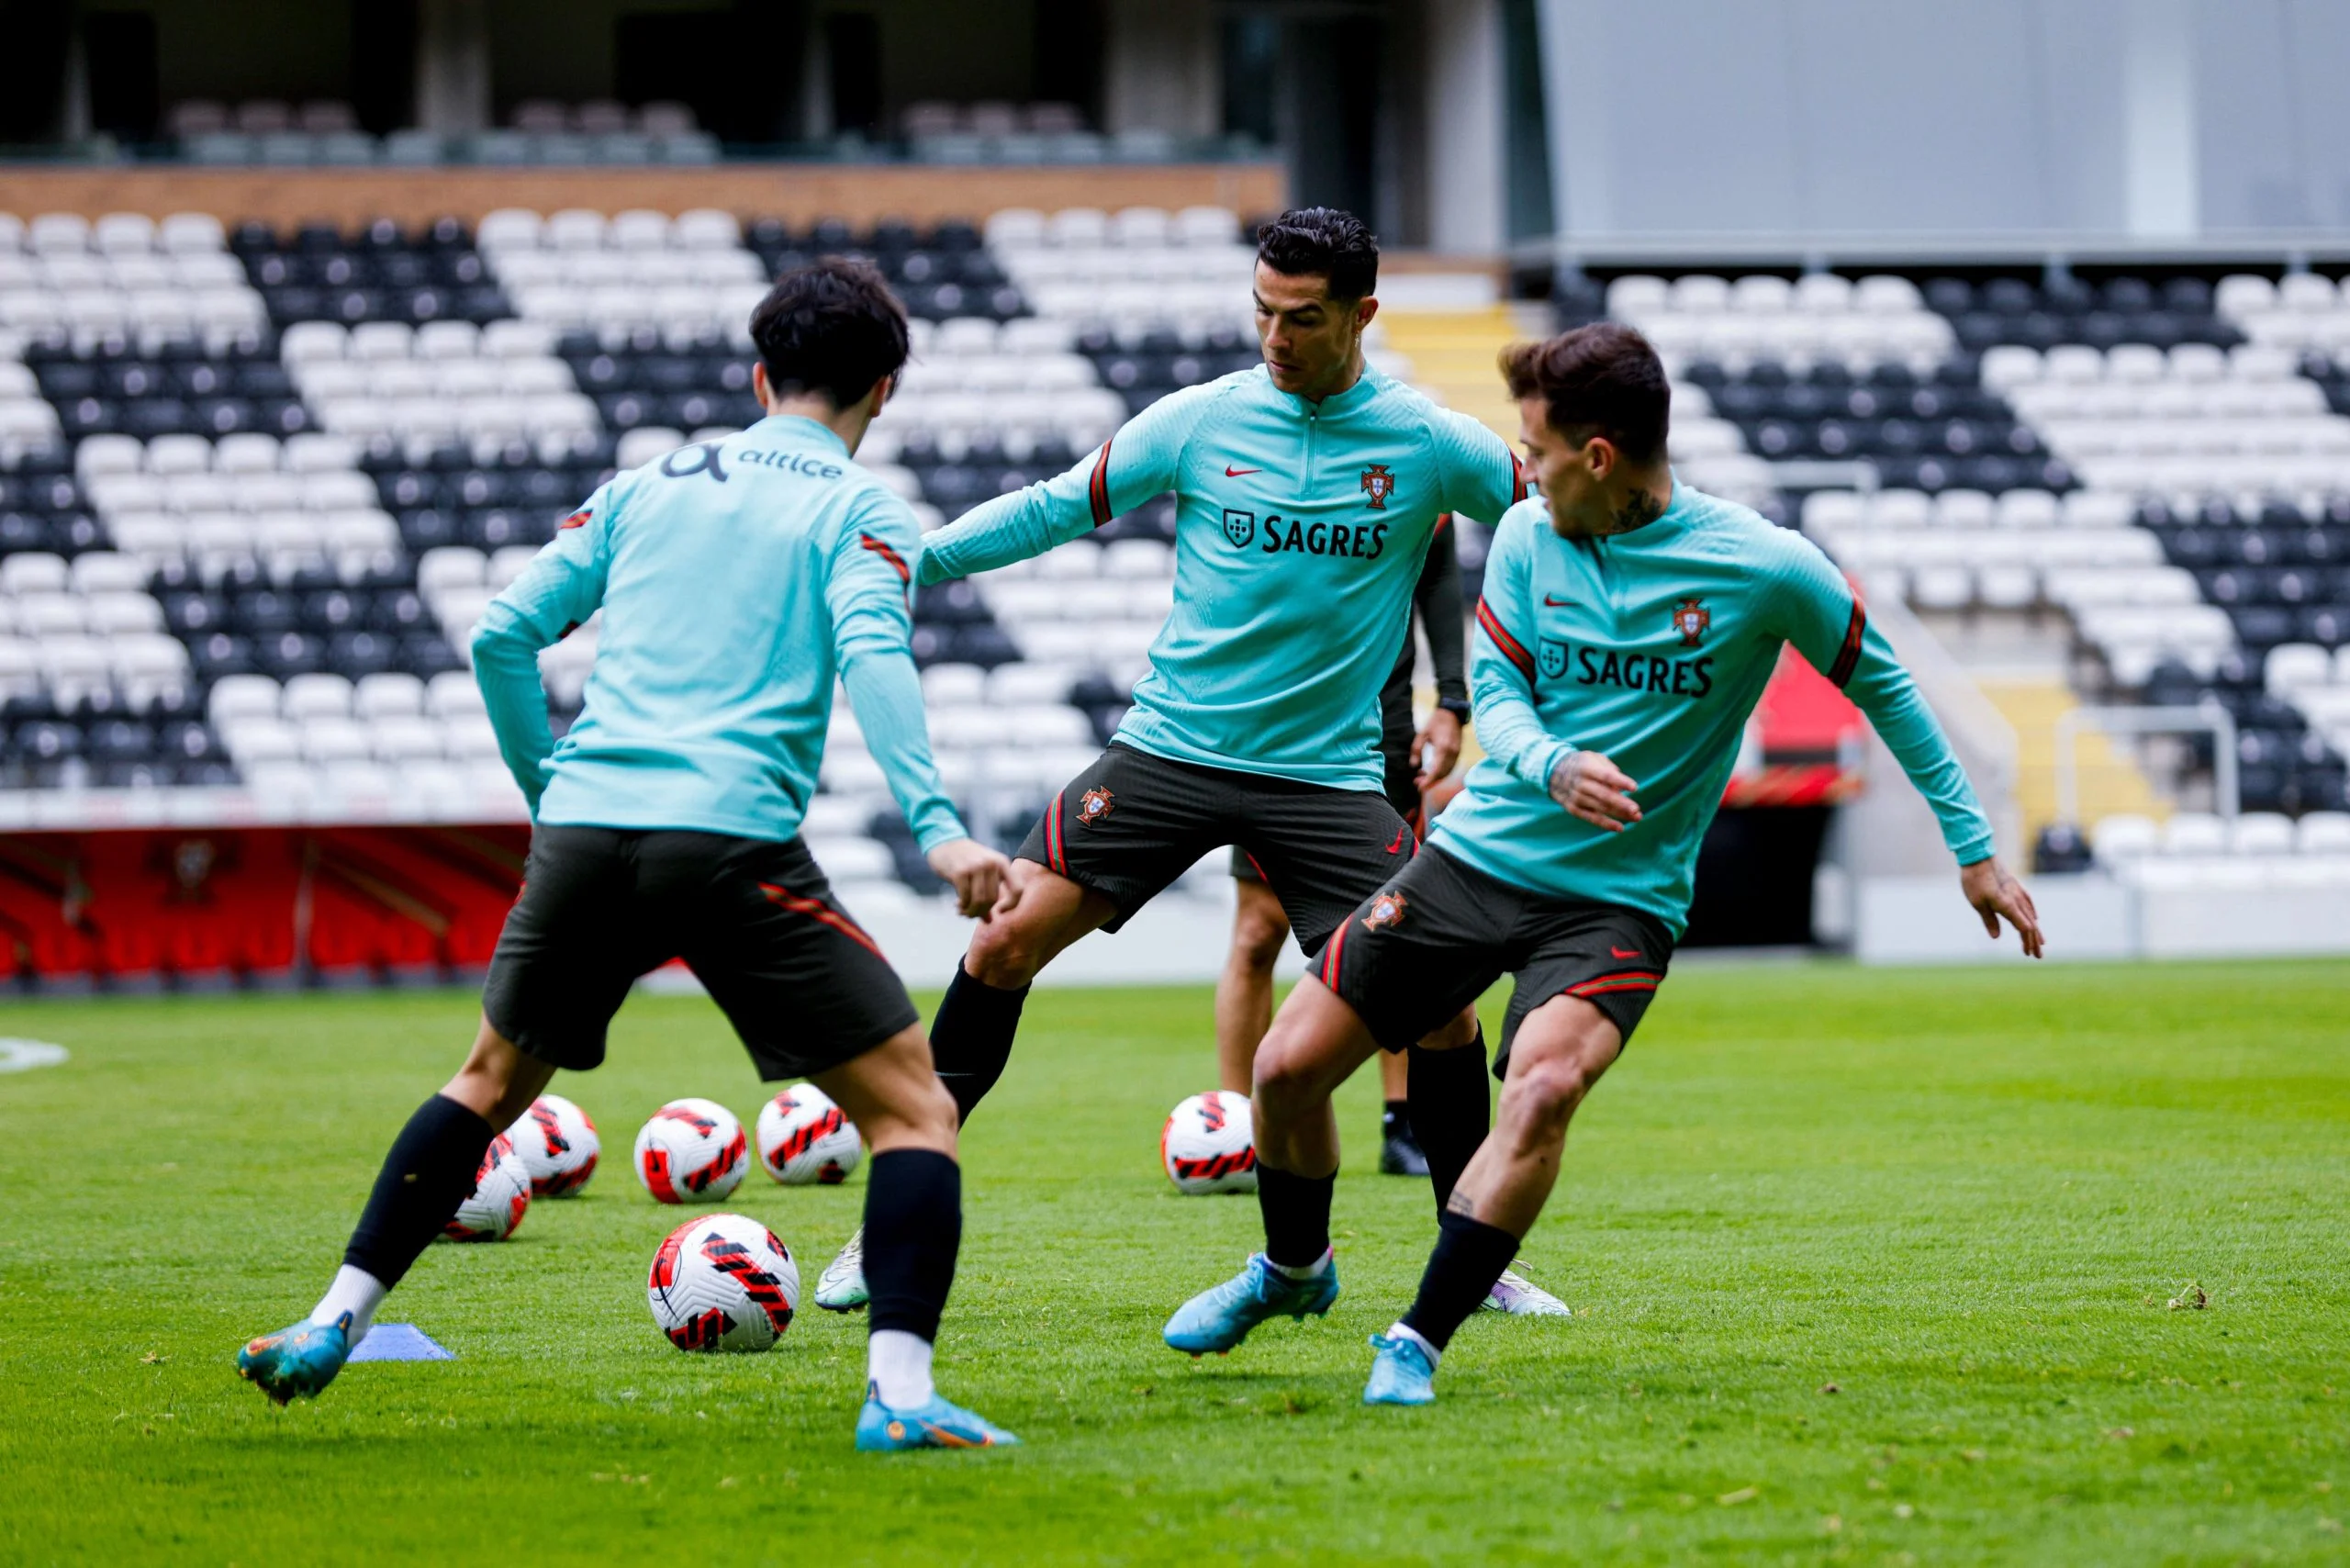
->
xmin=236 ymin=261 xmax=1021 ymax=1451
xmin=812 ymin=209 xmax=1524 ymax=1312
xmin=1164 ymin=322 xmax=2046 ymax=1402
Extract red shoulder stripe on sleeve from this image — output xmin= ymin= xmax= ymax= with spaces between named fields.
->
xmin=857 ymin=532 xmax=911 ymax=585
xmin=1433 ymin=511 xmax=1452 ymax=535
xmin=1088 ymin=437 xmax=1115 ymax=528
xmin=1826 ymin=600 xmax=1866 ymax=689
xmin=1475 ymin=595 xmax=1537 ymax=681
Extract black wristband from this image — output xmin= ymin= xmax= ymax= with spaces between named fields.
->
xmin=1438 ymin=698 xmax=1472 ymax=721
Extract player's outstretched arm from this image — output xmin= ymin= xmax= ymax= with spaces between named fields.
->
xmin=469 ymin=486 xmax=614 ymax=812
xmin=912 ymin=380 xmax=1215 ymax=587
xmin=1774 ymin=543 xmax=2041 ymax=957
xmin=829 ymin=498 xmax=1008 ymax=919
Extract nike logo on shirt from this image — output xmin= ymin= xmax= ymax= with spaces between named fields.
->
xmin=1609 ymin=946 xmax=1641 ymax=958
xmin=1544 ymin=595 xmax=1576 ymax=607
xmin=1225 ymin=465 xmax=1262 ymax=476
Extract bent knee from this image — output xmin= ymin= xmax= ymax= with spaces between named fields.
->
xmin=964 ymin=910 xmax=1047 ymax=988
xmin=1502 ymin=1058 xmax=1591 ymax=1127
xmin=1234 ymin=918 xmax=1288 ymax=970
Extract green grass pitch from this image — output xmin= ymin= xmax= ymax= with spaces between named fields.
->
xmin=1 ymin=959 xmax=2346 ymax=1564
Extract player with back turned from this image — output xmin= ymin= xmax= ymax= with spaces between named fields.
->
xmin=811 ymin=209 xmax=1525 ymax=1312
xmin=234 ymin=261 xmax=1020 ymax=1451
xmin=1162 ymin=323 xmax=2045 ymax=1398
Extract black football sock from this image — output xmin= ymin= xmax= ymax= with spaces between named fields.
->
xmin=1381 ymin=1100 xmax=1413 ymax=1139
xmin=1255 ymin=1162 xmax=1337 ymax=1271
xmin=1400 ymin=1209 xmax=1522 ymax=1352
xmin=928 ymin=961 xmax=1030 ymax=1125
xmin=341 ymin=1093 xmax=498 ymax=1288
xmin=862 ymin=1148 xmax=962 ymax=1343
xmin=1409 ymin=1026 xmax=1490 ymax=1214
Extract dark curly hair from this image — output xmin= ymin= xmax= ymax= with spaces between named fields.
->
xmin=1255 ymin=207 xmax=1380 ymax=301
xmin=748 ymin=258 xmax=911 ymax=409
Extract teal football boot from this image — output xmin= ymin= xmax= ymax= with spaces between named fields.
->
xmin=237 ymin=1313 xmax=353 ymax=1406
xmin=1362 ymin=1331 xmax=1438 ymax=1406
xmin=855 ymin=1383 xmax=1021 ymax=1450
xmin=1162 ymin=1253 xmax=1339 ymax=1357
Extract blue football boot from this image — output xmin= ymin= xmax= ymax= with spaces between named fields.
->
xmin=237 ymin=1313 xmax=353 ymax=1406
xmin=855 ymin=1383 xmax=1021 ymax=1451
xmin=1162 ymin=1253 xmax=1339 ymax=1357
xmin=1362 ymin=1331 xmax=1438 ymax=1406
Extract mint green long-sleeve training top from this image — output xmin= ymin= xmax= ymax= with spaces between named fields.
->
xmin=913 ymin=364 xmax=1526 ymax=790
xmin=1434 ymin=482 xmax=1996 ymax=936
xmin=469 ymin=415 xmax=968 ymax=852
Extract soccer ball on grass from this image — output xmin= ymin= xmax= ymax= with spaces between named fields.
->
xmin=508 ymin=1092 xmax=600 ymax=1196
xmin=646 ymin=1213 xmax=800 ymax=1351
xmin=633 ymin=1097 xmax=748 ymax=1203
xmin=1161 ymin=1091 xmax=1258 ymax=1194
xmin=442 ymin=1132 xmax=532 ymax=1240
xmin=756 ymin=1082 xmax=862 ymax=1185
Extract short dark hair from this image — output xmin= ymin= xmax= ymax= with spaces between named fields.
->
xmin=1502 ymin=324 xmax=1671 ymax=462
xmin=748 ymin=258 xmax=910 ymax=409
xmin=1255 ymin=207 xmax=1379 ymax=300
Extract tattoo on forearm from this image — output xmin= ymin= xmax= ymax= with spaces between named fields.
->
xmin=1609 ymin=487 xmax=1666 ymax=534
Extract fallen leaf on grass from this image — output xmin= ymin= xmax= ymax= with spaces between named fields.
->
xmin=1819 ymin=1382 xmax=1841 ymax=1394
xmin=1718 ymin=1486 xmax=1759 ymax=1506
xmin=140 ymin=1352 xmax=165 ymax=1364
xmin=2167 ymin=1283 xmax=2209 ymax=1311
xmin=2106 ymin=1428 xmax=2135 ymax=1441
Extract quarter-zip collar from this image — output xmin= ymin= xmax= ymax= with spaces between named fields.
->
xmin=747 ymin=413 xmax=851 ymax=456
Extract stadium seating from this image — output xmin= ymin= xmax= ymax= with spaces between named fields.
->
xmin=2088 ymin=807 xmax=2350 ymax=888
xmin=170 ymin=99 xmax=718 ymax=167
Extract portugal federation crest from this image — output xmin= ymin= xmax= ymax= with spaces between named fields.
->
xmin=1359 ymin=464 xmax=1396 ymax=510
xmin=1222 ymin=508 xmax=1256 ymax=547
xmin=1360 ymin=889 xmax=1407 ymax=932
xmin=1671 ymin=597 xmax=1711 ymax=647
xmin=1077 ymin=786 xmax=1115 ymax=825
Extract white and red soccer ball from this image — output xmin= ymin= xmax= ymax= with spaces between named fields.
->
xmin=756 ymin=1083 xmax=862 ymax=1186
xmin=1161 ymin=1091 xmax=1258 ymax=1195
xmin=646 ymin=1213 xmax=800 ymax=1352
xmin=507 ymin=1093 xmax=600 ymax=1197
xmin=633 ymin=1097 xmax=749 ymax=1204
xmin=443 ymin=1132 xmax=532 ymax=1240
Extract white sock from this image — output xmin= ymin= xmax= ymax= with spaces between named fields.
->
xmin=1265 ymin=1248 xmax=1333 ymax=1282
xmin=1387 ymin=1321 xmax=1440 ymax=1366
xmin=309 ymin=1265 xmax=387 ymax=1347
xmin=867 ymin=1329 xmax=935 ymax=1408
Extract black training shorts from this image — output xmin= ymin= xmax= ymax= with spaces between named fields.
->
xmin=1018 ymin=742 xmax=1416 ymax=958
xmin=1233 ymin=727 xmax=1423 ymax=885
xmin=1316 ymin=842 xmax=1675 ymax=1069
xmin=482 ymin=825 xmax=919 ymax=1081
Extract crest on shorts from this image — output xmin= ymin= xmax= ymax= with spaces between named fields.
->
xmin=1360 ymin=889 xmax=1408 ymax=932
xmin=1538 ymin=637 xmax=1570 ymax=679
xmin=1077 ymin=786 xmax=1115 ymax=825
xmin=1360 ymin=465 xmax=1396 ymax=510
xmin=1222 ymin=507 xmax=1256 ymax=547
xmin=1672 ymin=597 xmax=1711 ymax=647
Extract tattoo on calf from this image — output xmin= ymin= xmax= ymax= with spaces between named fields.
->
xmin=1444 ymin=1189 xmax=1479 ymax=1218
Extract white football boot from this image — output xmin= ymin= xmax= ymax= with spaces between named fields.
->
xmin=814 ymin=1226 xmax=869 ymax=1312
xmin=1482 ymin=1263 xmax=1572 ymax=1316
